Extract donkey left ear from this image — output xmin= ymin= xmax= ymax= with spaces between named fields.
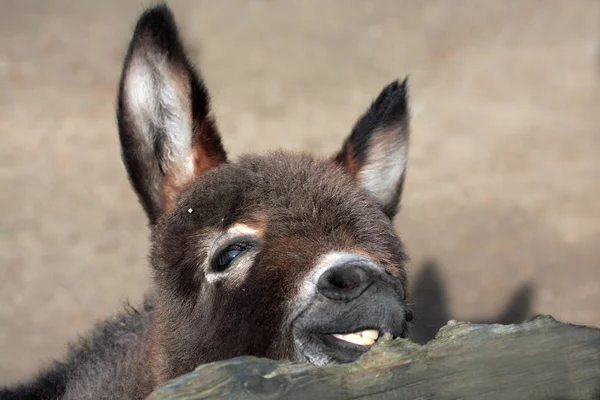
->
xmin=117 ymin=5 xmax=227 ymax=224
xmin=334 ymin=79 xmax=410 ymax=219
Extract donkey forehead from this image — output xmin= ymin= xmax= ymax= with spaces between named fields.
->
xmin=180 ymin=153 xmax=384 ymax=224
xmin=169 ymin=153 xmax=404 ymax=262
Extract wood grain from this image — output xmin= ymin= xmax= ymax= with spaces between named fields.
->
xmin=147 ymin=316 xmax=600 ymax=400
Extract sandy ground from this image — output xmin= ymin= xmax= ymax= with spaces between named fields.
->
xmin=0 ymin=0 xmax=598 ymax=384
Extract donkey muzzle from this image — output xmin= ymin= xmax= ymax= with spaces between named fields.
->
xmin=291 ymin=253 xmax=409 ymax=364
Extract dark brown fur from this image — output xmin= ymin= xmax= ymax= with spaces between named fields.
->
xmin=2 ymin=5 xmax=412 ymax=399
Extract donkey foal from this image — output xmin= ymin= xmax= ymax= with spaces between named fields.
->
xmin=2 ymin=4 xmax=413 ymax=400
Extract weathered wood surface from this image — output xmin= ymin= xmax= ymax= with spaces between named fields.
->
xmin=148 ymin=316 xmax=600 ymax=400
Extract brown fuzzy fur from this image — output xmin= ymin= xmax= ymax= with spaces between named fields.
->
xmin=1 ymin=4 xmax=412 ymax=399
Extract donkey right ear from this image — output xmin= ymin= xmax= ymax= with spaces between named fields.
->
xmin=117 ymin=5 xmax=226 ymax=225
xmin=334 ymin=79 xmax=410 ymax=219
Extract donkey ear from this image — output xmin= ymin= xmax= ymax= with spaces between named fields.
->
xmin=117 ymin=5 xmax=226 ymax=225
xmin=334 ymin=79 xmax=410 ymax=219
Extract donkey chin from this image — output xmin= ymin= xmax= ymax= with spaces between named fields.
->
xmin=290 ymin=253 xmax=410 ymax=365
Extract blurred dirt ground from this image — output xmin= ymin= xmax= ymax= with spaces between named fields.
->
xmin=0 ymin=0 xmax=598 ymax=384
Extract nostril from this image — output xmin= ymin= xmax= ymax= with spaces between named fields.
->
xmin=327 ymin=268 xmax=363 ymax=291
xmin=317 ymin=263 xmax=374 ymax=301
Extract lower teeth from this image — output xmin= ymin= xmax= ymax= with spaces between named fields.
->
xmin=332 ymin=332 xmax=376 ymax=346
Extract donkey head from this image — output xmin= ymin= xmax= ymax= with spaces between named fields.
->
xmin=118 ymin=5 xmax=412 ymax=381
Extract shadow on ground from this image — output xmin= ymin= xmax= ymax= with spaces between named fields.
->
xmin=408 ymin=260 xmax=534 ymax=344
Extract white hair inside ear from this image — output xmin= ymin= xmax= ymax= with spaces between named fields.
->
xmin=124 ymin=53 xmax=195 ymax=182
xmin=357 ymin=128 xmax=408 ymax=209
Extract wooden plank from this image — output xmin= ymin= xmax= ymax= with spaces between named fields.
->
xmin=147 ymin=316 xmax=600 ymax=400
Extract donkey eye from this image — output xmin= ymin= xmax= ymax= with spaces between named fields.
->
xmin=213 ymin=244 xmax=249 ymax=272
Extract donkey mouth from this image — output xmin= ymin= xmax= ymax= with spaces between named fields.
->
xmin=293 ymin=313 xmax=407 ymax=364
xmin=297 ymin=323 xmax=404 ymax=365
xmin=292 ymin=302 xmax=408 ymax=364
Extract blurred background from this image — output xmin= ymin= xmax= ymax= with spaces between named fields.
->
xmin=0 ymin=0 xmax=598 ymax=384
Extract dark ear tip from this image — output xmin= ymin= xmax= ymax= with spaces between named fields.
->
xmin=131 ymin=4 xmax=180 ymax=51
xmin=383 ymin=76 xmax=409 ymax=99
xmin=135 ymin=4 xmax=175 ymax=31
xmin=370 ymin=77 xmax=409 ymax=122
xmin=400 ymin=76 xmax=409 ymax=92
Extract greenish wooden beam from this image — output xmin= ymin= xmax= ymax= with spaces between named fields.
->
xmin=148 ymin=316 xmax=600 ymax=400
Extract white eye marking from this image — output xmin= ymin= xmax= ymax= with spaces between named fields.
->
xmin=228 ymin=224 xmax=261 ymax=236
xmin=205 ymin=224 xmax=262 ymax=287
